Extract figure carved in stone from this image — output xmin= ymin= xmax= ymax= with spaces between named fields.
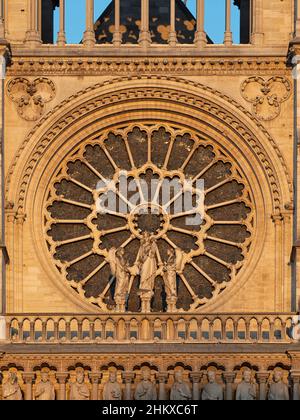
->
xmin=162 ymin=248 xmax=185 ymax=312
xmin=162 ymin=249 xmax=177 ymax=312
xmin=108 ymin=247 xmax=132 ymax=312
xmin=34 ymin=371 xmax=55 ymax=400
xmin=268 ymin=370 xmax=289 ymax=401
xmin=201 ymin=370 xmax=224 ymax=400
xmin=137 ymin=232 xmax=161 ymax=312
xmin=103 ymin=371 xmax=122 ymax=400
xmin=170 ymin=371 xmax=192 ymax=400
xmin=134 ymin=370 xmax=157 ymax=400
xmin=69 ymin=370 xmax=90 ymax=400
xmin=2 ymin=372 xmax=23 ymax=400
xmin=236 ymin=370 xmax=257 ymax=400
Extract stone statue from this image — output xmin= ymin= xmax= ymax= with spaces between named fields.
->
xmin=69 ymin=371 xmax=90 ymax=400
xmin=202 ymin=371 xmax=224 ymax=400
xmin=35 ymin=371 xmax=55 ymax=400
xmin=108 ymin=247 xmax=132 ymax=312
xmin=268 ymin=371 xmax=289 ymax=401
xmin=134 ymin=370 xmax=157 ymax=400
xmin=236 ymin=370 xmax=257 ymax=400
xmin=162 ymin=248 xmax=185 ymax=312
xmin=170 ymin=371 xmax=192 ymax=400
xmin=162 ymin=249 xmax=177 ymax=312
xmin=103 ymin=371 xmax=122 ymax=400
xmin=2 ymin=372 xmax=23 ymax=400
xmin=137 ymin=232 xmax=160 ymax=312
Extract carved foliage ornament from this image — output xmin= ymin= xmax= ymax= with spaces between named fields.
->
xmin=7 ymin=77 xmax=56 ymax=121
xmin=44 ymin=123 xmax=254 ymax=313
xmin=241 ymin=76 xmax=291 ymax=121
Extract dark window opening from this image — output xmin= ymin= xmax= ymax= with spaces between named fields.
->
xmin=41 ymin=0 xmax=58 ymax=44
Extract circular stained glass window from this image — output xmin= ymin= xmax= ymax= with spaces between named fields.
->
xmin=45 ymin=124 xmax=254 ymax=312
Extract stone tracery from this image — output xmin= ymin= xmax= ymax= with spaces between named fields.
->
xmin=44 ymin=123 xmax=254 ymax=312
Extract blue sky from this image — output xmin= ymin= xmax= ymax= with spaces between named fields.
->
xmin=54 ymin=0 xmax=240 ymax=44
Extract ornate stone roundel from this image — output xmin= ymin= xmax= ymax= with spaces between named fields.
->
xmin=44 ymin=123 xmax=254 ymax=312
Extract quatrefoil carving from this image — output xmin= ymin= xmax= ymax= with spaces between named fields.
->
xmin=7 ymin=77 xmax=56 ymax=121
xmin=241 ymin=76 xmax=291 ymax=121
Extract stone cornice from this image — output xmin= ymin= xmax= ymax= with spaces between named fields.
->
xmin=9 ymin=45 xmax=289 ymax=57
xmin=6 ymin=55 xmax=290 ymax=77
xmin=0 ymin=343 xmax=298 ymax=355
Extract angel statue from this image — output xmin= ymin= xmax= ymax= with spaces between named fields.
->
xmin=107 ymin=247 xmax=133 ymax=312
xmin=162 ymin=248 xmax=185 ymax=312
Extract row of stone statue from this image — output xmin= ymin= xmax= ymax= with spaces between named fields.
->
xmin=2 ymin=369 xmax=290 ymax=400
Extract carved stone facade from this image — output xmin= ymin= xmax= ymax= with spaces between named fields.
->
xmin=0 ymin=0 xmax=299 ymax=401
xmin=0 ymin=352 xmax=299 ymax=401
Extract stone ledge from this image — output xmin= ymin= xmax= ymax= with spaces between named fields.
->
xmin=1 ymin=342 xmax=300 ymax=354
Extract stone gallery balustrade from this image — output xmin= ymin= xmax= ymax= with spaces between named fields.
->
xmin=0 ymin=0 xmax=264 ymax=49
xmin=0 ymin=365 xmax=299 ymax=400
xmin=6 ymin=313 xmax=295 ymax=344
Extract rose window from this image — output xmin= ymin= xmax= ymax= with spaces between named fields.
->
xmin=44 ymin=124 xmax=254 ymax=312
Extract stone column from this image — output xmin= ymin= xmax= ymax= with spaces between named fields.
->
xmin=25 ymin=0 xmax=41 ymax=46
xmin=190 ymin=372 xmax=202 ymax=400
xmin=89 ymin=372 xmax=101 ymax=400
xmin=89 ymin=321 xmax=95 ymax=341
xmin=113 ymin=0 xmax=122 ymax=47
xmin=224 ymin=0 xmax=232 ymax=46
xmin=168 ymin=0 xmax=177 ymax=47
xmin=23 ymin=373 xmax=35 ymax=401
xmin=57 ymin=0 xmax=66 ymax=46
xmin=83 ymin=0 xmax=96 ymax=47
xmin=53 ymin=321 xmax=59 ymax=341
xmin=223 ymin=372 xmax=235 ymax=401
xmin=0 ymin=315 xmax=6 ymax=340
xmin=281 ymin=209 xmax=293 ymax=311
xmin=272 ymin=214 xmax=284 ymax=311
xmin=0 ymin=0 xmax=4 ymax=39
xmin=157 ymin=372 xmax=168 ymax=400
xmin=297 ymin=0 xmax=300 ymax=37
xmin=18 ymin=321 xmax=23 ymax=342
xmin=139 ymin=0 xmax=151 ymax=48
xmin=29 ymin=321 xmax=35 ymax=341
xmin=65 ymin=321 xmax=71 ymax=341
xmin=15 ymin=213 xmax=25 ymax=312
xmin=291 ymin=372 xmax=300 ymax=400
xmin=251 ymin=0 xmax=264 ymax=46
xmin=195 ymin=0 xmax=206 ymax=48
xmin=56 ymin=373 xmax=68 ymax=400
xmin=122 ymin=372 xmax=135 ymax=400
xmin=256 ymin=372 xmax=269 ymax=400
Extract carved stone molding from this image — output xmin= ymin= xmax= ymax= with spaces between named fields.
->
xmin=6 ymin=56 xmax=290 ymax=77
xmin=241 ymin=76 xmax=292 ymax=121
xmin=5 ymin=76 xmax=292 ymax=216
xmin=6 ymin=77 xmax=56 ymax=121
